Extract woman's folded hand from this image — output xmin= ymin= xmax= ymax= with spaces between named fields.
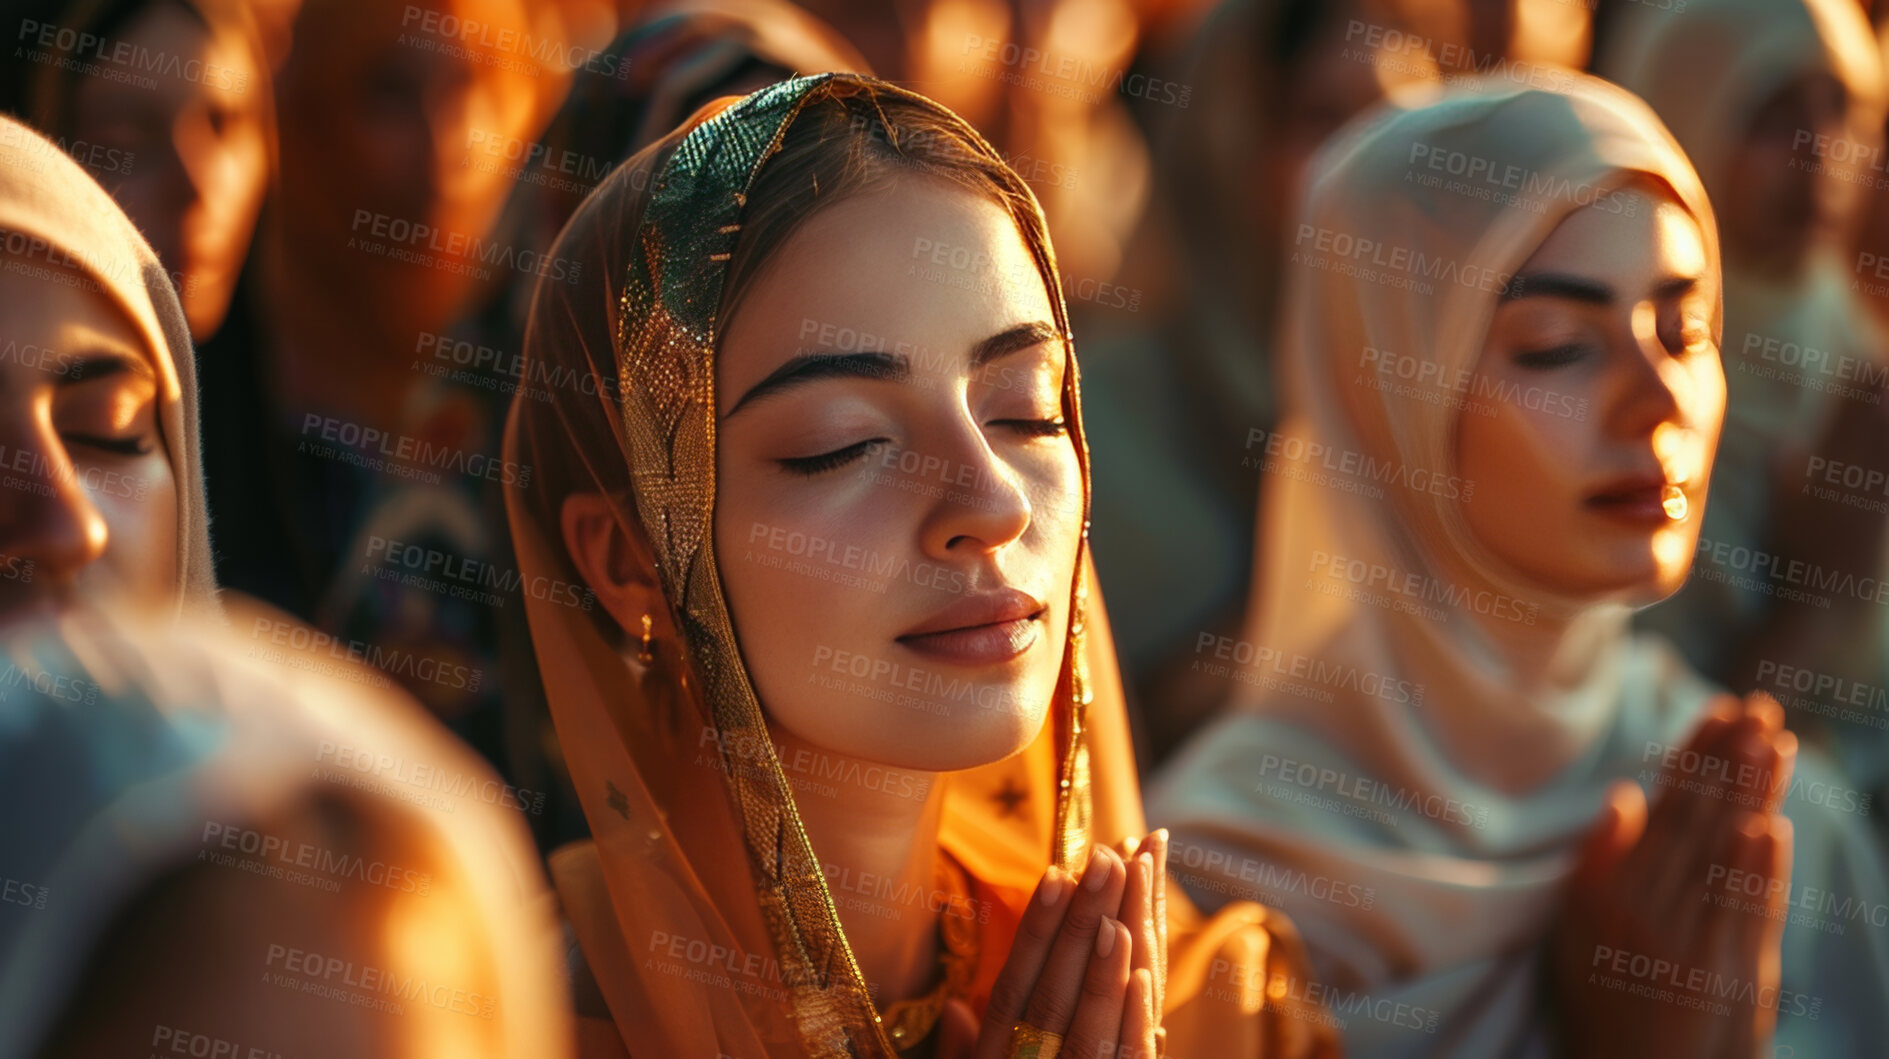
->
xmin=938 ymin=832 xmax=1171 ymax=1059
xmin=1550 ymin=693 xmax=1797 ymax=1059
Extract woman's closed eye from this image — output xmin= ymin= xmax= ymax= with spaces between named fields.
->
xmin=64 ymin=432 xmax=157 ymax=457
xmin=779 ymin=437 xmax=888 ymax=476
xmin=993 ymin=416 xmax=1068 ymax=439
xmin=776 ymin=417 xmax=1067 ymax=477
xmin=1512 ymin=343 xmax=1591 ymax=370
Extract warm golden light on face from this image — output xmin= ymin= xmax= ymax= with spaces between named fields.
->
xmin=1458 ymin=185 xmax=1725 ymax=602
xmin=713 ymin=179 xmax=1082 ymax=773
xmin=1652 ymin=420 xmax=1703 ymax=488
xmin=0 ymin=258 xmax=178 ymax=619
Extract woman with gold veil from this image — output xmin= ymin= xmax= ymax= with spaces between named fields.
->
xmin=502 ymin=72 xmax=1338 ymax=1057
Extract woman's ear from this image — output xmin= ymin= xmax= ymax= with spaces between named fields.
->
xmin=561 ymin=492 xmax=665 ymax=640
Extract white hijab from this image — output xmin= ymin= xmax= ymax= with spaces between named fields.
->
xmin=1150 ymin=74 xmax=1750 ymax=1055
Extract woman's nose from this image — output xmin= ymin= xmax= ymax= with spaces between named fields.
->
xmin=0 ymin=416 xmax=110 ymax=586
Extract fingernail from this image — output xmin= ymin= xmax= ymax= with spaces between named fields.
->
xmin=1084 ymin=847 xmax=1111 ymax=891
xmin=1040 ymin=869 xmax=1069 ymax=908
xmin=1096 ymin=917 xmax=1119 ymax=958
xmin=1138 ymin=850 xmax=1154 ymax=887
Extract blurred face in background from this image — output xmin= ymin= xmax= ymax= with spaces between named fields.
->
xmin=67 ymin=1 xmax=270 ymax=341
xmin=0 ymin=259 xmax=178 ymax=622
xmin=1272 ymin=14 xmax=1437 ymax=229
xmin=1719 ymin=72 xmax=1852 ymax=276
xmin=1458 ymin=184 xmax=1725 ymax=602
xmin=1156 ymin=0 xmax=1444 ymax=332
xmin=273 ymin=0 xmax=542 ymax=335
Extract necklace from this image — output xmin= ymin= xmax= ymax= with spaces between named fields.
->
xmin=877 ymin=851 xmax=981 ymax=1053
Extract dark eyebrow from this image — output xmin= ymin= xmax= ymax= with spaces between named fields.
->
xmin=971 ymin=321 xmax=1062 ymax=368
xmin=1500 ymin=273 xmax=1614 ymax=304
xmin=1651 ymin=276 xmax=1701 ymax=300
xmin=61 ymin=350 xmax=153 ymax=386
xmin=723 ymin=321 xmax=1063 ymax=418
xmin=725 ymin=352 xmax=910 ymax=418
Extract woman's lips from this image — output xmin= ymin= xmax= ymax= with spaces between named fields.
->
xmin=1584 ymin=480 xmax=1685 ymax=525
xmin=896 ymin=588 xmax=1046 ymax=666
xmin=896 ymin=616 xmax=1042 ymax=665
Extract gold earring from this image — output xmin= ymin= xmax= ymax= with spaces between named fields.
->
xmin=637 ymin=613 xmax=653 ymax=664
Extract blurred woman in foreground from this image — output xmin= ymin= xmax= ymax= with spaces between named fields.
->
xmin=0 ymin=606 xmax=574 ymax=1057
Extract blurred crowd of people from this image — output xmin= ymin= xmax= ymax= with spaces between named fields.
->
xmin=3 ymin=0 xmax=1889 ymax=1055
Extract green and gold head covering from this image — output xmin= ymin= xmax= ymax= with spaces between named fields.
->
xmin=504 ymin=72 xmax=1111 ymax=1056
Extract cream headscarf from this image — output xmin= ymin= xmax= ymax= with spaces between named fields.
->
xmin=1152 ymin=65 xmax=1889 ymax=1054
xmin=1601 ymin=0 xmax=1889 ymax=680
xmin=1149 ymin=74 xmax=1733 ymax=1055
xmin=0 ymin=115 xmax=217 ymax=612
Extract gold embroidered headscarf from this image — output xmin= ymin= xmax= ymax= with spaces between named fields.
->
xmin=503 ymin=72 xmax=1333 ymax=1058
xmin=505 ymin=72 xmax=1101 ymax=1057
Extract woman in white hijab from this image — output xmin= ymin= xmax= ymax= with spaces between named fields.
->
xmin=0 ymin=116 xmax=572 ymax=1057
xmin=1148 ymin=72 xmax=1889 ymax=1056
xmin=0 ymin=113 xmax=216 ymax=619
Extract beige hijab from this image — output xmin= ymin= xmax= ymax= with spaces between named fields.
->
xmin=0 ymin=115 xmax=217 ymax=611
xmin=1148 ymin=75 xmax=1730 ymax=1054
